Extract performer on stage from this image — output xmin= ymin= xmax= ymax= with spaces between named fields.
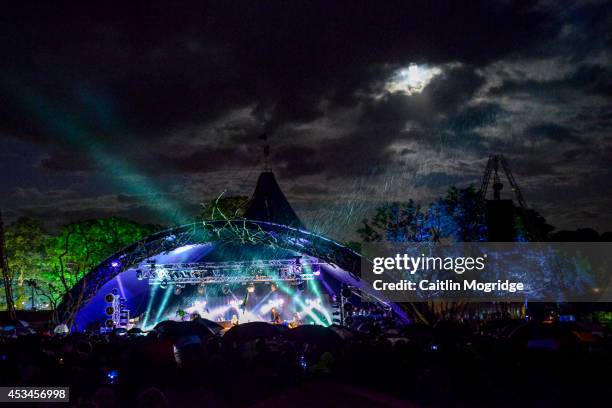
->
xmin=176 ymin=308 xmax=187 ymax=321
xmin=230 ymin=314 xmax=239 ymax=326
xmin=288 ymin=312 xmax=303 ymax=328
xmin=270 ymin=307 xmax=282 ymax=324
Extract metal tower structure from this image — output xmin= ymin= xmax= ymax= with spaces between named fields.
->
xmin=480 ymin=155 xmax=527 ymax=209
xmin=259 ymin=133 xmax=271 ymax=171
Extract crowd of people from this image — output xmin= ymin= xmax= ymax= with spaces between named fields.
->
xmin=1 ymin=317 xmax=611 ymax=407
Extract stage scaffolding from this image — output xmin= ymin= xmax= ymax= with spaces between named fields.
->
xmin=138 ymin=258 xmax=323 ymax=286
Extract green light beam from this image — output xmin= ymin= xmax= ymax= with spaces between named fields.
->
xmin=141 ymin=284 xmax=159 ymax=330
xmin=154 ymin=286 xmax=174 ymax=325
xmin=275 ymin=280 xmax=326 ymax=325
xmin=3 ymin=80 xmax=190 ymax=224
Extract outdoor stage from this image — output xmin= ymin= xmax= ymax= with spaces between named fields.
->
xmin=63 ymin=228 xmax=408 ymax=334
xmin=59 ymin=172 xmax=408 ymax=332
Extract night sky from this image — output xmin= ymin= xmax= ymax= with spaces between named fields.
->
xmin=1 ymin=1 xmax=611 ymax=238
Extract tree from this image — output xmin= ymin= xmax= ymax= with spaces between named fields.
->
xmin=44 ymin=217 xmax=158 ymax=323
xmin=2 ymin=217 xmax=158 ymax=320
xmin=515 ymin=208 xmax=555 ymax=241
xmin=356 ymin=187 xmax=485 ymax=324
xmin=435 ymin=186 xmax=486 ymax=242
xmin=357 ymin=200 xmax=429 ymax=243
xmin=357 ymin=187 xmax=486 ymax=244
xmin=2 ymin=218 xmax=51 ymax=309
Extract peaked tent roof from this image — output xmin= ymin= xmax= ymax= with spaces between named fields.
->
xmin=244 ymin=171 xmax=304 ymax=229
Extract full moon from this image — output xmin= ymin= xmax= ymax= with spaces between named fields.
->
xmin=385 ymin=64 xmax=442 ymax=95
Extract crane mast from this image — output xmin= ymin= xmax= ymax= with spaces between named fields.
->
xmin=480 ymin=154 xmax=527 ymax=209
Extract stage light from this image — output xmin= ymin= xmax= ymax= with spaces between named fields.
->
xmin=174 ymin=286 xmax=183 ymax=296
xmin=172 ymin=244 xmax=195 ymax=255
xmin=313 ymin=270 xmax=321 ymax=276
xmin=160 ymin=279 xmax=168 ymax=289
xmin=111 ymin=261 xmax=120 ymax=268
xmin=197 ymin=284 xmax=206 ymax=295
xmin=247 ymin=283 xmax=255 ymax=293
xmin=106 ymin=370 xmax=119 ymax=385
xmin=136 ymin=270 xmax=143 ymax=280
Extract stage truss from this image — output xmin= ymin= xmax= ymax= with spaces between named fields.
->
xmin=138 ymin=257 xmax=323 ymax=286
xmin=59 ymin=219 xmax=363 ymax=322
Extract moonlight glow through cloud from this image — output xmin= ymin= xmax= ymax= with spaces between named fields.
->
xmin=385 ymin=64 xmax=442 ymax=95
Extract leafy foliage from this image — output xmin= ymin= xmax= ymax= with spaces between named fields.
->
xmin=357 ymin=185 xmax=559 ymax=243
xmin=2 ymin=217 xmax=157 ymax=311
xmin=435 ymin=186 xmax=487 ymax=242
xmin=3 ymin=218 xmax=51 ymax=307
xmin=358 ymin=186 xmax=487 ymax=243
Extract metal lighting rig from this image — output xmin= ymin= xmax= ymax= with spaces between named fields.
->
xmin=104 ymin=289 xmax=129 ymax=329
xmin=137 ymin=257 xmax=323 ymax=286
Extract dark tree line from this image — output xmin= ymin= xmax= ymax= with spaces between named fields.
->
xmin=357 ymin=185 xmax=609 ymax=243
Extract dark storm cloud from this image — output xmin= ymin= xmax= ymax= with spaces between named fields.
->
xmin=447 ymin=103 xmax=503 ymax=132
xmin=248 ymin=65 xmax=491 ymax=179
xmin=1 ymin=0 xmax=611 ymax=233
xmin=149 ymin=146 xmax=256 ymax=174
xmin=0 ymin=1 xmax=561 ymax=145
xmin=39 ymin=150 xmax=99 ymax=172
xmin=489 ymin=64 xmax=612 ymax=100
xmin=524 ymin=123 xmax=581 ymax=144
xmin=288 ymin=184 xmax=331 ymax=198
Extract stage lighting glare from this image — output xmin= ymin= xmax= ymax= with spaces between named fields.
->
xmin=111 ymin=261 xmax=120 ymax=268
xmin=160 ymin=280 xmax=168 ymax=289
xmin=197 ymin=284 xmax=206 ymax=295
xmin=247 ymin=284 xmax=255 ymax=293
xmin=313 ymin=270 xmax=321 ymax=276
